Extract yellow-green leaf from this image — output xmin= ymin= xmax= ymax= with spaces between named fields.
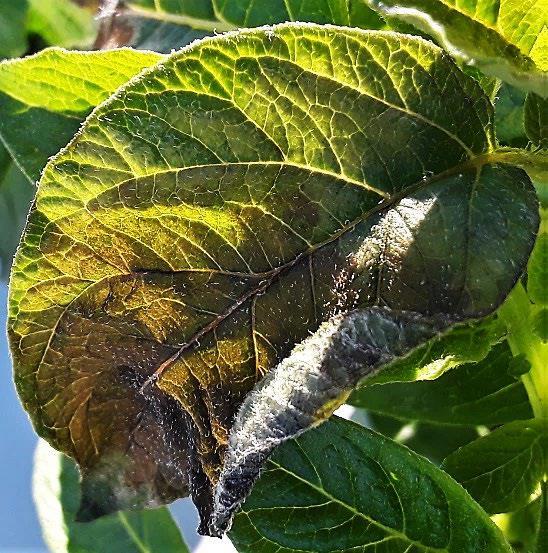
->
xmin=366 ymin=0 xmax=548 ymax=95
xmin=0 ymin=47 xmax=163 ymax=181
xmin=8 ymin=24 xmax=539 ymax=535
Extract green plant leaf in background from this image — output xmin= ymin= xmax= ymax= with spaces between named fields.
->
xmin=0 ymin=144 xmax=34 ymax=279
xmin=0 ymin=0 xmax=28 ymax=59
xmin=363 ymin=314 xmax=506 ymax=385
xmin=350 ymin=340 xmax=534 ymax=425
xmin=535 ymin=481 xmax=548 ymax=553
xmin=33 ymin=439 xmax=189 ymax=553
xmin=96 ymin=0 xmax=385 ymax=51
xmin=525 ymin=93 xmax=548 ymax=148
xmin=363 ymin=410 xmax=483 ymax=465
xmin=365 ymin=0 xmax=548 ymax=95
xmin=0 ymin=47 xmax=163 ymax=182
xmin=443 ymin=419 xmax=548 ymax=514
xmin=494 ymin=495 xmax=542 ymax=552
xmin=7 ymin=25 xmax=539 ymax=535
xmin=127 ymin=0 xmax=384 ymax=29
xmin=229 ymin=417 xmax=511 ymax=552
xmin=495 ymin=83 xmax=528 ymax=148
xmin=26 ymin=0 xmax=96 ymax=48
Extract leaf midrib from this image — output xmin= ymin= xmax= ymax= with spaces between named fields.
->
xmin=256 ymin=459 xmax=449 ymax=552
xmin=27 ymin=152 xmax=499 ymax=393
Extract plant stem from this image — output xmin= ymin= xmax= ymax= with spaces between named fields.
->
xmin=499 ymin=282 xmax=548 ymax=419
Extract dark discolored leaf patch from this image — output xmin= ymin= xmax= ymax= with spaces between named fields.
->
xmin=8 ymin=25 xmax=539 ymax=535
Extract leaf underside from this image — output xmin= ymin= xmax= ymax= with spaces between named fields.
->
xmin=365 ymin=0 xmax=548 ymax=95
xmin=8 ymin=25 xmax=538 ymax=535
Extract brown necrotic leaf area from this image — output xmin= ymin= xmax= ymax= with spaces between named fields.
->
xmin=8 ymin=25 xmax=539 ymax=536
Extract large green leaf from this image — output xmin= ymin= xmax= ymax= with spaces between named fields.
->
xmin=8 ymin=25 xmax=538 ymax=535
xmin=229 ymin=417 xmax=511 ymax=552
xmin=0 ymin=144 xmax=34 ymax=279
xmin=33 ymin=439 xmax=189 ymax=553
xmin=442 ymin=419 xmax=548 ymax=514
xmin=350 ymin=340 xmax=534 ymax=424
xmin=0 ymin=47 xmax=163 ymax=182
xmin=0 ymin=0 xmax=28 ymax=59
xmin=365 ymin=0 xmax=548 ymax=95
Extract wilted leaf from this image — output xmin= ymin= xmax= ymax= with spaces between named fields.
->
xmin=229 ymin=417 xmax=511 ymax=553
xmin=8 ymin=25 xmax=538 ymax=535
xmin=350 ymin=341 xmax=534 ymax=424
xmin=0 ymin=47 xmax=163 ymax=181
xmin=33 ymin=439 xmax=189 ymax=553
xmin=365 ymin=0 xmax=548 ymax=95
xmin=443 ymin=419 xmax=548 ymax=514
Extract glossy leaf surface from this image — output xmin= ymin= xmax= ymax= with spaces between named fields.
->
xmin=229 ymin=417 xmax=511 ymax=552
xmin=8 ymin=25 xmax=539 ymax=534
xmin=443 ymin=419 xmax=548 ymax=514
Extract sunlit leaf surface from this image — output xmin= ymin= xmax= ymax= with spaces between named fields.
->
xmin=8 ymin=24 xmax=538 ymax=534
xmin=365 ymin=0 xmax=548 ymax=95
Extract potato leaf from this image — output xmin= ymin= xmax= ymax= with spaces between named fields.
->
xmin=8 ymin=25 xmax=538 ymax=535
xmin=229 ymin=417 xmax=511 ymax=552
xmin=0 ymin=145 xmax=34 ymax=278
xmin=525 ymin=93 xmax=548 ymax=147
xmin=33 ymin=439 xmax=189 ymax=553
xmin=0 ymin=0 xmax=28 ymax=59
xmin=364 ymin=315 xmax=506 ymax=384
xmin=365 ymin=0 xmax=548 ymax=95
xmin=495 ymin=83 xmax=528 ymax=148
xmin=26 ymin=0 xmax=96 ymax=49
xmin=126 ymin=0 xmax=384 ymax=30
xmin=443 ymin=419 xmax=548 ymax=514
xmin=350 ymin=341 xmax=534 ymax=425
xmin=97 ymin=0 xmax=384 ymax=51
xmin=0 ymin=47 xmax=163 ymax=182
